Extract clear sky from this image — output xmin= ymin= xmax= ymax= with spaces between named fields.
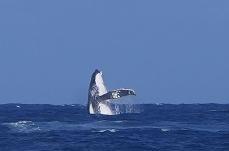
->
xmin=0 ymin=1 xmax=228 ymax=104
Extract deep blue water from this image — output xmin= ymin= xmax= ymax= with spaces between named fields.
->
xmin=0 ymin=103 xmax=229 ymax=151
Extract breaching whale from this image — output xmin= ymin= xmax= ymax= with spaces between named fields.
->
xmin=87 ymin=69 xmax=136 ymax=115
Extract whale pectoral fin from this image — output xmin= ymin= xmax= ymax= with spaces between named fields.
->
xmin=98 ymin=89 xmax=136 ymax=101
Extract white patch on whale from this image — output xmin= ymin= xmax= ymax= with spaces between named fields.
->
xmin=95 ymin=72 xmax=107 ymax=96
xmin=98 ymin=103 xmax=113 ymax=115
xmin=95 ymin=72 xmax=113 ymax=115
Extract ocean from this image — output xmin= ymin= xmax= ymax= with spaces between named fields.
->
xmin=0 ymin=103 xmax=228 ymax=151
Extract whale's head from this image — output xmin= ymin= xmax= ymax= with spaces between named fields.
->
xmin=92 ymin=69 xmax=102 ymax=84
xmin=94 ymin=69 xmax=101 ymax=75
xmin=89 ymin=69 xmax=107 ymax=96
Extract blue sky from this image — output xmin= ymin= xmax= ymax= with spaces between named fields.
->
xmin=0 ymin=1 xmax=228 ymax=104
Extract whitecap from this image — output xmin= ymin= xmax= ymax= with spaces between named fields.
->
xmin=113 ymin=120 xmax=124 ymax=123
xmin=94 ymin=129 xmax=117 ymax=133
xmin=161 ymin=128 xmax=170 ymax=132
xmin=2 ymin=121 xmax=40 ymax=132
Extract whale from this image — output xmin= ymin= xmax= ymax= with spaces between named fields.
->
xmin=87 ymin=69 xmax=136 ymax=115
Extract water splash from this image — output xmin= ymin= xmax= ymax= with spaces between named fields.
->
xmin=2 ymin=121 xmax=40 ymax=132
xmin=112 ymin=104 xmax=142 ymax=114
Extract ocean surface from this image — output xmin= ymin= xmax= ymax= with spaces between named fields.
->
xmin=0 ymin=103 xmax=229 ymax=151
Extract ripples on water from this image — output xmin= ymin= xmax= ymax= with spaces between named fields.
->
xmin=0 ymin=103 xmax=229 ymax=151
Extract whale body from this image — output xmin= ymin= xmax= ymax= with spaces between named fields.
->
xmin=87 ymin=69 xmax=136 ymax=115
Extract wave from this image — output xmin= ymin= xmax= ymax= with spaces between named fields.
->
xmin=2 ymin=119 xmax=228 ymax=134
xmin=2 ymin=121 xmax=41 ymax=132
xmin=161 ymin=128 xmax=170 ymax=132
xmin=93 ymin=129 xmax=118 ymax=133
xmin=1 ymin=103 xmax=229 ymax=135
